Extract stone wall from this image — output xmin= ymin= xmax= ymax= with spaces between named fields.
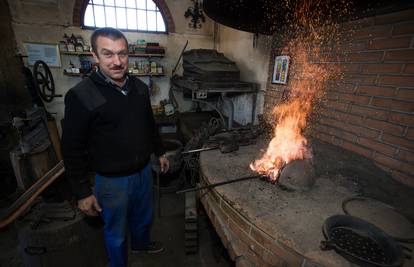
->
xmin=264 ymin=9 xmax=414 ymax=187
xmin=0 ymin=0 xmax=31 ymax=113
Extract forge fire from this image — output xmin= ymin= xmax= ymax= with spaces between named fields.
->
xmin=250 ymin=0 xmax=349 ymax=181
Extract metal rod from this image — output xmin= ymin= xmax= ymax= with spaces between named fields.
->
xmin=176 ymin=174 xmax=263 ymax=194
xmin=182 ymin=146 xmax=218 ymax=154
xmin=172 ymin=40 xmax=189 ymax=76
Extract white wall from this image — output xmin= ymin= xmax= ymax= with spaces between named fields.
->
xmin=215 ymin=24 xmax=272 ymax=124
xmin=8 ymin=0 xmax=215 ymax=128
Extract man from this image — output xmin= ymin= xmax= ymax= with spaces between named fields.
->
xmin=61 ymin=27 xmax=169 ymax=267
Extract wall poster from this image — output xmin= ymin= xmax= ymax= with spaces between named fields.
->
xmin=24 ymin=42 xmax=61 ymax=67
xmin=272 ymin=55 xmax=290 ymax=84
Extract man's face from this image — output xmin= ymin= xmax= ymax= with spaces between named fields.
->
xmin=92 ymin=36 xmax=129 ymax=81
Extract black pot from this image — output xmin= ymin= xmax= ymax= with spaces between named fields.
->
xmin=321 ymin=215 xmax=409 ymax=267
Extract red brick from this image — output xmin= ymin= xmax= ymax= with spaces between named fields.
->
xmin=327 ymin=82 xmax=356 ymax=93
xmin=378 ymin=75 xmax=414 ymax=87
xmin=322 ymin=109 xmax=365 ymax=125
xmin=393 ymin=23 xmax=414 ymax=35
xmin=397 ymin=89 xmax=414 ymax=99
xmin=341 ymin=74 xmax=377 ymax=85
xmin=350 ymin=105 xmax=389 ymax=120
xmin=372 ymin=97 xmax=414 ymax=112
xmin=368 ymin=37 xmax=411 ymax=50
xmin=228 ymin=219 xmax=264 ymax=258
xmin=361 ymin=64 xmax=402 ymax=74
xmin=320 ymin=117 xmax=380 ymax=138
xmin=316 ymin=124 xmax=357 ymax=142
xmin=249 ymin=227 xmax=303 ymax=266
xmin=385 ymin=50 xmax=414 ymax=62
xmin=356 ymin=85 xmax=395 ymax=97
xmin=374 ymin=9 xmax=414 ymax=25
xmin=392 ymin=171 xmax=414 ymax=188
xmin=388 ymin=112 xmax=414 ymax=125
xmin=340 ymin=41 xmax=368 ymax=52
xmin=221 ymin=200 xmax=251 ymax=234
xmin=315 ymin=132 xmax=333 ymax=143
xmin=340 ymin=63 xmax=361 ymax=73
xmin=373 ymin=153 xmax=402 ymax=170
xmin=397 ymin=149 xmax=414 ymax=163
xmin=357 ymin=137 xmax=397 ymax=156
xmin=407 ymin=128 xmax=414 ymax=139
xmin=364 ymin=117 xmax=405 ymax=135
xmin=352 ymin=25 xmax=393 ymax=40
xmin=404 ymin=64 xmax=414 ymax=74
xmin=324 ymin=100 xmax=349 ymax=112
xmin=347 ymin=52 xmax=384 ymax=63
xmin=332 ymin=136 xmax=345 ymax=146
xmin=339 ymin=93 xmax=371 ymax=105
xmin=382 ymin=134 xmax=414 ymax=150
xmin=341 ymin=140 xmax=373 ymax=158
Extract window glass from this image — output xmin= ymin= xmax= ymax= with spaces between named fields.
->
xmin=127 ymin=9 xmax=138 ymax=30
xmin=84 ymin=5 xmax=95 ymax=26
xmin=94 ymin=5 xmax=106 ymax=27
xmin=137 ymin=9 xmax=147 ymax=30
xmin=147 ymin=11 xmax=156 ymax=31
xmin=83 ymin=0 xmax=166 ymax=32
xmin=146 ymin=0 xmax=156 ymax=11
xmin=126 ymin=0 xmax=136 ymax=8
xmin=105 ymin=6 xmax=117 ymax=27
xmin=116 ymin=7 xmax=127 ymax=29
xmin=114 ymin=0 xmax=125 ymax=7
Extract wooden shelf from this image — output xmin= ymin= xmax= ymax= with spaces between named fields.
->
xmin=63 ymin=72 xmax=165 ymax=77
xmin=63 ymin=72 xmax=85 ymax=77
xmin=60 ymin=51 xmax=165 ymax=57
xmin=130 ymin=73 xmax=165 ymax=77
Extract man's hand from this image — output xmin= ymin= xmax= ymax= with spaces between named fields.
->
xmin=159 ymin=155 xmax=169 ymax=174
xmin=78 ymin=195 xmax=102 ymax=216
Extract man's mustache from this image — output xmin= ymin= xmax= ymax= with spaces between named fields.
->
xmin=110 ymin=66 xmax=124 ymax=70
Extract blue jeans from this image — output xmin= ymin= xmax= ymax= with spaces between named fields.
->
xmin=95 ymin=164 xmax=153 ymax=267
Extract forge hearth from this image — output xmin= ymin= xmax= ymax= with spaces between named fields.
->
xmin=199 ymin=138 xmax=414 ymax=267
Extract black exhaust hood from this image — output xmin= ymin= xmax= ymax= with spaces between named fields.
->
xmin=203 ymin=0 xmax=282 ymax=35
xmin=202 ymin=0 xmax=414 ymax=35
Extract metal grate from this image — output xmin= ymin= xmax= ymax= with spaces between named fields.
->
xmin=330 ymin=227 xmax=389 ymax=264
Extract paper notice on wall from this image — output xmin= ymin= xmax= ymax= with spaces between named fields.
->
xmin=24 ymin=43 xmax=61 ymax=67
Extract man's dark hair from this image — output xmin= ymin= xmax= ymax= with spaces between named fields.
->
xmin=90 ymin=27 xmax=128 ymax=53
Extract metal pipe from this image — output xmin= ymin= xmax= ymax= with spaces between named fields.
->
xmin=176 ymin=174 xmax=263 ymax=194
xmin=182 ymin=146 xmax=218 ymax=154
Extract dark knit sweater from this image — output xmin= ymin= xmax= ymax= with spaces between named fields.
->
xmin=61 ymin=71 xmax=165 ymax=200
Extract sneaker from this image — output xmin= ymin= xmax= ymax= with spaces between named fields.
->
xmin=132 ymin=241 xmax=164 ymax=254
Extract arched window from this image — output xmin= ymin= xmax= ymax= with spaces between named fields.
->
xmin=83 ymin=0 xmax=167 ymax=33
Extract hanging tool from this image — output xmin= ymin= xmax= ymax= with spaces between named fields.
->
xmin=172 ymin=40 xmax=189 ymax=76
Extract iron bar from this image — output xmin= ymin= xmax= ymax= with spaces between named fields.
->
xmin=176 ymin=174 xmax=264 ymax=194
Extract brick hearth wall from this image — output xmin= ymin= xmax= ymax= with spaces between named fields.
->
xmin=199 ymin=183 xmax=322 ymax=267
xmin=264 ymin=9 xmax=414 ymax=187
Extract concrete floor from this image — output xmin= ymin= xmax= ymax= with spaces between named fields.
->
xmin=130 ymin=190 xmax=234 ymax=267
xmin=0 ymin=181 xmax=234 ymax=267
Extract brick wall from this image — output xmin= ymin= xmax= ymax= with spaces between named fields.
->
xmin=199 ymin=183 xmax=321 ymax=267
xmin=264 ymin=9 xmax=414 ymax=187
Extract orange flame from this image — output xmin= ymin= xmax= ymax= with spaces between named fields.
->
xmin=250 ymin=0 xmax=347 ymax=181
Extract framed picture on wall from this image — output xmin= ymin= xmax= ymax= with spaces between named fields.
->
xmin=272 ymin=55 xmax=290 ymax=84
xmin=24 ymin=42 xmax=61 ymax=67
